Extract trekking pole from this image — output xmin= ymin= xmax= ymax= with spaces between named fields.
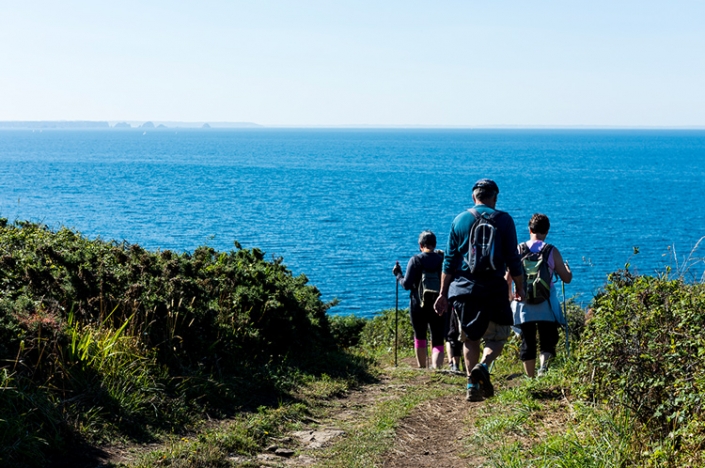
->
xmin=394 ymin=274 xmax=399 ymax=367
xmin=562 ymin=280 xmax=569 ymax=356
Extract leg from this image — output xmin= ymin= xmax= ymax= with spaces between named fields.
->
xmin=480 ymin=322 xmax=511 ymax=367
xmin=428 ymin=305 xmax=446 ymax=369
xmin=414 ymin=340 xmax=428 ymax=368
xmin=519 ymin=322 xmax=538 ymax=377
xmin=409 ymin=308 xmax=428 ymax=368
xmin=463 ymin=339 xmax=482 ymax=377
xmin=482 ymin=340 xmax=505 ymax=367
xmin=537 ymin=322 xmax=559 ymax=374
xmin=454 ymin=297 xmax=492 ymax=400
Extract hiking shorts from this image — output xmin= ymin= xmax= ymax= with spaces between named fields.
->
xmin=452 ymin=292 xmax=512 ymax=342
xmin=483 ymin=321 xmax=512 ymax=343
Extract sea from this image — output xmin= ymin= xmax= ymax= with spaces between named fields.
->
xmin=1 ymin=128 xmax=704 ymax=317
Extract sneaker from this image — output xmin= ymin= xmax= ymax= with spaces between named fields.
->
xmin=537 ymin=365 xmax=548 ymax=377
xmin=470 ymin=363 xmax=494 ymax=398
xmin=466 ymin=383 xmax=483 ymax=402
xmin=450 ymin=363 xmax=460 ymax=373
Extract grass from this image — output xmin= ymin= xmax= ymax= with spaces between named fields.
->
xmin=3 ymin=219 xmax=703 ymax=467
xmin=124 ymin=404 xmax=310 ymax=468
xmin=464 ymin=366 xmax=638 ymax=468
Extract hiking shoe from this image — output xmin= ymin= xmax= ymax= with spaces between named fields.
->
xmin=466 ymin=383 xmax=483 ymax=402
xmin=537 ymin=366 xmax=548 ymax=377
xmin=470 ymin=363 xmax=494 ymax=398
xmin=450 ymin=363 xmax=460 ymax=373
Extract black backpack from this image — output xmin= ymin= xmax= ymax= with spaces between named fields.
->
xmin=418 ymin=251 xmax=443 ymax=309
xmin=520 ymin=242 xmax=554 ymax=304
xmin=465 ymin=208 xmax=501 ymax=276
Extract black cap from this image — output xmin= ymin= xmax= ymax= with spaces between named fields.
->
xmin=472 ymin=178 xmax=499 ymax=194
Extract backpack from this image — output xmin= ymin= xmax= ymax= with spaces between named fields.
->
xmin=418 ymin=251 xmax=443 ymax=309
xmin=465 ymin=208 xmax=501 ymax=276
xmin=520 ymin=242 xmax=554 ymax=304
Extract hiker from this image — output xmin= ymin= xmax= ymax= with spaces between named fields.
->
xmin=512 ymin=213 xmax=572 ymax=377
xmin=392 ymin=231 xmax=445 ymax=369
xmin=434 ymin=179 xmax=524 ymax=401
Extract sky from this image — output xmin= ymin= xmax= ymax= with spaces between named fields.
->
xmin=1 ymin=1 xmax=704 ymax=127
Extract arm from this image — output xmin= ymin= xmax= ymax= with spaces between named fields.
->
xmin=394 ymin=257 xmax=418 ymax=291
xmin=552 ymin=248 xmax=572 ymax=284
xmin=512 ymin=273 xmax=525 ymax=302
xmin=504 ymin=270 xmax=513 ymax=302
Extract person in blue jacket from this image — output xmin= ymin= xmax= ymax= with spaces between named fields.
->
xmin=434 ymin=179 xmax=525 ymax=401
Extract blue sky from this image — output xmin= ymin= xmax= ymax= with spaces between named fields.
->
xmin=1 ymin=1 xmax=704 ymax=126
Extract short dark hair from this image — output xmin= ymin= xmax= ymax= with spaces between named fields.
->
xmin=473 ymin=187 xmax=498 ymax=203
xmin=529 ymin=213 xmax=550 ymax=235
xmin=418 ymin=231 xmax=437 ymax=248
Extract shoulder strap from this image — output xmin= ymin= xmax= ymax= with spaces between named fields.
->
xmin=539 ymin=243 xmax=554 ymax=256
xmin=518 ymin=242 xmax=529 ymax=255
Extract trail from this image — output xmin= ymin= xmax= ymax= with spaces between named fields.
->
xmin=60 ymin=357 xmax=495 ymax=467
xmin=279 ymin=357 xmax=487 ymax=468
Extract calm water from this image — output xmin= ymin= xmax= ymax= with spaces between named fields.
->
xmin=1 ymin=129 xmax=704 ymax=316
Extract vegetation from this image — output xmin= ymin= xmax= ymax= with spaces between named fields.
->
xmin=0 ymin=219 xmax=370 ymax=467
xmin=573 ymin=270 xmax=705 ymax=466
xmin=464 ymin=270 xmax=705 ymax=467
xmin=3 ymin=217 xmax=704 ymax=467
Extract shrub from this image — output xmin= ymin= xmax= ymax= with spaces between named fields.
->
xmin=329 ymin=314 xmax=368 ymax=349
xmin=573 ymin=269 xmax=705 ymax=460
xmin=0 ymin=220 xmax=347 ymax=465
xmin=359 ymin=308 xmax=414 ymax=351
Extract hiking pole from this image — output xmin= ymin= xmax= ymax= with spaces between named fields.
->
xmin=562 ymin=280 xmax=569 ymax=357
xmin=394 ymin=273 xmax=399 ymax=367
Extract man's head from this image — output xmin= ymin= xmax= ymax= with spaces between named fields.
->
xmin=529 ymin=213 xmax=550 ymax=235
xmin=418 ymin=230 xmax=437 ymax=250
xmin=472 ymin=178 xmax=499 ymax=207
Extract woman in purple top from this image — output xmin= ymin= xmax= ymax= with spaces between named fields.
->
xmin=511 ymin=214 xmax=572 ymax=377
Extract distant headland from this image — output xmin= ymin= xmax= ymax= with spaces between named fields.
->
xmin=0 ymin=121 xmax=262 ymax=129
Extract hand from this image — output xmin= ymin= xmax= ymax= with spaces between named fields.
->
xmin=434 ymin=294 xmax=448 ymax=316
xmin=392 ymin=262 xmax=402 ymax=277
xmin=514 ymin=286 xmax=525 ymax=302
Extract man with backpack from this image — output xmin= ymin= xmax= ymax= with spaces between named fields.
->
xmin=393 ymin=231 xmax=445 ymax=369
xmin=434 ymin=179 xmax=524 ymax=401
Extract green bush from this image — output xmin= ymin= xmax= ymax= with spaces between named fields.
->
xmin=0 ymin=220 xmax=349 ymax=465
xmin=0 ymin=220 xmax=335 ymax=370
xmin=329 ymin=314 xmax=368 ymax=349
xmin=359 ymin=308 xmax=414 ymax=351
xmin=573 ymin=269 xmax=705 ymax=461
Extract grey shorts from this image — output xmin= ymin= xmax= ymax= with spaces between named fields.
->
xmin=458 ymin=318 xmax=511 ymax=343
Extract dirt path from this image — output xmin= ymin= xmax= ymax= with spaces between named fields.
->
xmin=68 ymin=358 xmax=492 ymax=467
xmin=283 ymin=357 xmax=486 ymax=468
xmin=381 ymin=393 xmax=481 ymax=468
